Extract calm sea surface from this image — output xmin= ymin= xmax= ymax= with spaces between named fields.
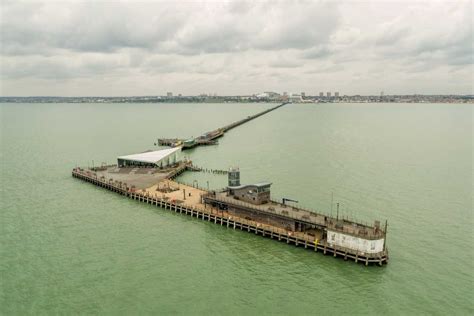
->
xmin=1 ymin=102 xmax=472 ymax=315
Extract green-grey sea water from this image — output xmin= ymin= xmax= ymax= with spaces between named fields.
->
xmin=1 ymin=102 xmax=472 ymax=315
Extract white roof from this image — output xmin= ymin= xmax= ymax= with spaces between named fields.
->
xmin=118 ymin=147 xmax=181 ymax=164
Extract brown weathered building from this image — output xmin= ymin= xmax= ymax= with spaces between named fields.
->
xmin=228 ymin=182 xmax=272 ymax=205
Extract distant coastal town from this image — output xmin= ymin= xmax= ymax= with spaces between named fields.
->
xmin=1 ymin=92 xmax=472 ymax=104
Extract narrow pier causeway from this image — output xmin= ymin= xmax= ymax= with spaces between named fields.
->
xmin=157 ymin=102 xmax=288 ymax=149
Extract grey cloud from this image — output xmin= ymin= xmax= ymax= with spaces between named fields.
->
xmin=1 ymin=53 xmax=130 ymax=80
xmin=375 ymin=27 xmax=410 ymax=46
xmin=371 ymin=1 xmax=473 ymax=69
xmin=1 ymin=2 xmax=186 ymax=55
xmin=301 ymin=45 xmax=332 ymax=59
xmin=1 ymin=1 xmax=341 ymax=56
xmin=0 ymin=0 xmax=472 ymax=96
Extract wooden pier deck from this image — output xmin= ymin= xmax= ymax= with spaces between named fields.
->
xmin=72 ymin=168 xmax=388 ymax=266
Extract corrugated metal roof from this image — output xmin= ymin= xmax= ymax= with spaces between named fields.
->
xmin=117 ymin=147 xmax=181 ymax=164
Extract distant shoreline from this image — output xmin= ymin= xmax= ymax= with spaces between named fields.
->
xmin=1 ymin=95 xmax=473 ymax=104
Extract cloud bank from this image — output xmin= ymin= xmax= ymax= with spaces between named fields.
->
xmin=1 ymin=0 xmax=472 ymax=96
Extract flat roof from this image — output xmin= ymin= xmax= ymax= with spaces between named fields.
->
xmin=229 ymin=182 xmax=272 ymax=189
xmin=117 ymin=147 xmax=181 ymax=164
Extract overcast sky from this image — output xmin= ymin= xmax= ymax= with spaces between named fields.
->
xmin=1 ymin=0 xmax=472 ymax=96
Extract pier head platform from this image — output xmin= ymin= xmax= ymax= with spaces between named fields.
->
xmin=73 ymin=148 xmax=388 ymax=266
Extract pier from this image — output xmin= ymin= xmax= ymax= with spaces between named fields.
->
xmin=72 ymin=166 xmax=388 ymax=266
xmin=157 ymin=102 xmax=288 ymax=149
xmin=72 ymin=102 xmax=389 ymax=267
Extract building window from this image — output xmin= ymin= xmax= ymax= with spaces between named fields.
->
xmin=371 ymin=242 xmax=375 ymax=250
xmin=331 ymin=234 xmax=335 ymax=241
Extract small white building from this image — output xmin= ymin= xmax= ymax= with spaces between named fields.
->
xmin=117 ymin=147 xmax=181 ymax=168
xmin=327 ymin=230 xmax=385 ymax=254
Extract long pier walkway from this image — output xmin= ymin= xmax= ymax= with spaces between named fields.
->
xmin=158 ymin=102 xmax=288 ymax=149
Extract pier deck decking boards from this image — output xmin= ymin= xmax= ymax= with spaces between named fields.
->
xmin=72 ymin=169 xmax=388 ymax=266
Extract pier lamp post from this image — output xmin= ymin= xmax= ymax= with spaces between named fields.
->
xmin=207 ymin=181 xmax=209 ymax=191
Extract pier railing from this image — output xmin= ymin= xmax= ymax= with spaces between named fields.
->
xmin=203 ymin=193 xmax=385 ymax=240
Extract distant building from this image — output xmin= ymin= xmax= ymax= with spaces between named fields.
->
xmin=167 ymin=92 xmax=173 ymax=97
xmin=255 ymin=92 xmax=281 ymax=100
xmin=301 ymin=92 xmax=305 ymax=97
xmin=327 ymin=92 xmax=331 ymax=98
xmin=283 ymin=92 xmax=288 ymax=96
xmin=335 ymin=92 xmax=339 ymax=97
xmin=265 ymin=91 xmax=281 ymax=99
xmin=289 ymin=94 xmax=302 ymax=103
xmin=319 ymin=92 xmax=324 ymax=97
